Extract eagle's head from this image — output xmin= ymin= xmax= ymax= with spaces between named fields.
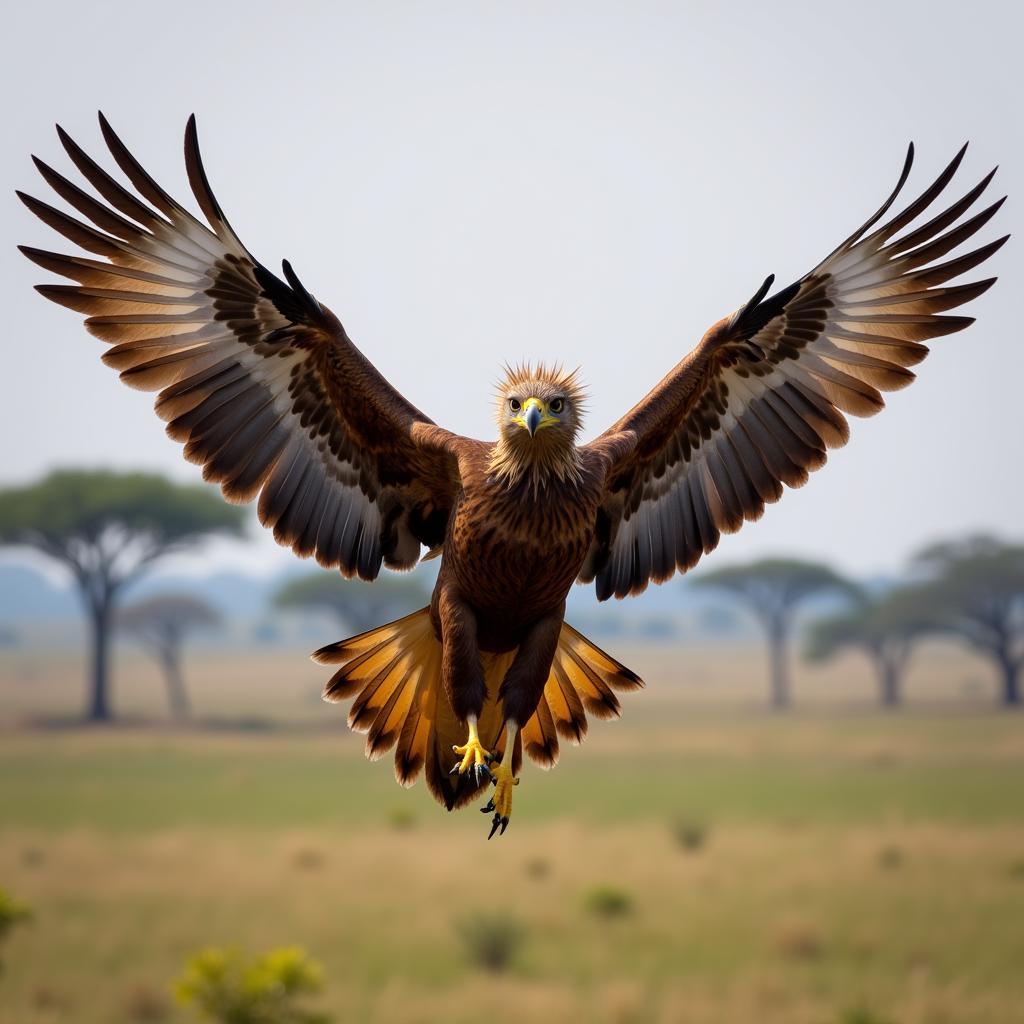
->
xmin=489 ymin=363 xmax=585 ymax=489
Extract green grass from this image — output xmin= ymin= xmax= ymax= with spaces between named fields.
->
xmin=1 ymin=712 xmax=1022 ymax=832
xmin=1 ymin=646 xmax=1023 ymax=1023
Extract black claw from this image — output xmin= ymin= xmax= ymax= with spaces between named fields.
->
xmin=480 ymin=799 xmax=495 ymax=813
xmin=500 ymin=817 xmax=509 ymax=835
xmin=487 ymin=814 xmax=501 ymax=840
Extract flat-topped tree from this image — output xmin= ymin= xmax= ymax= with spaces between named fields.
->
xmin=913 ymin=536 xmax=1024 ymax=707
xmin=119 ymin=594 xmax=224 ymax=719
xmin=0 ymin=470 xmax=244 ymax=721
xmin=692 ymin=558 xmax=858 ymax=709
xmin=805 ymin=586 xmax=936 ymax=708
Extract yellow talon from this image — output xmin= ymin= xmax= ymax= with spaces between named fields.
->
xmin=492 ymin=761 xmax=518 ymax=813
xmin=452 ymin=719 xmax=490 ymax=780
xmin=482 ymin=758 xmax=519 ymax=838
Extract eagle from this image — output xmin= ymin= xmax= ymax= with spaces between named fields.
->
xmin=20 ymin=115 xmax=1005 ymax=837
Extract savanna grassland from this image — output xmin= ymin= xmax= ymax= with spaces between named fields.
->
xmin=1 ymin=642 xmax=1023 ymax=1024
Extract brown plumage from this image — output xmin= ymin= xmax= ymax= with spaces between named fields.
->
xmin=20 ymin=116 xmax=1006 ymax=832
xmin=579 ymin=144 xmax=1008 ymax=599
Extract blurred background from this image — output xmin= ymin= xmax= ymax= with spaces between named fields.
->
xmin=1 ymin=2 xmax=1022 ymax=1023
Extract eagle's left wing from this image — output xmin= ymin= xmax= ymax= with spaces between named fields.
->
xmin=19 ymin=115 xmax=462 ymax=580
xmin=581 ymin=144 xmax=1007 ymax=600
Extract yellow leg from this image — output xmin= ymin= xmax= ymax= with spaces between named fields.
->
xmin=481 ymin=721 xmax=520 ymax=839
xmin=452 ymin=715 xmax=491 ymax=783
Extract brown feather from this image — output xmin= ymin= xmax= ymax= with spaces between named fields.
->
xmin=582 ymin=146 xmax=1005 ymax=598
xmin=21 ymin=115 xmax=462 ymax=579
xmin=312 ymin=610 xmax=641 ymax=806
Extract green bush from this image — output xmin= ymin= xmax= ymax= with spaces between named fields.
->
xmin=289 ymin=847 xmax=326 ymax=872
xmin=523 ymin=857 xmax=550 ymax=880
xmin=670 ymin=817 xmax=709 ymax=852
xmin=838 ymin=1008 xmax=897 ymax=1024
xmin=0 ymin=887 xmax=32 ymax=971
xmin=387 ymin=807 xmax=416 ymax=831
xmin=173 ymin=946 xmax=329 ymax=1024
xmin=583 ymin=885 xmax=633 ymax=918
xmin=1006 ymin=858 xmax=1024 ymax=880
xmin=456 ymin=912 xmax=525 ymax=972
xmin=876 ymin=845 xmax=904 ymax=870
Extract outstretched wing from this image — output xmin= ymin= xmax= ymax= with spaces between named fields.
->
xmin=20 ymin=114 xmax=460 ymax=579
xmin=582 ymin=144 xmax=1007 ymax=600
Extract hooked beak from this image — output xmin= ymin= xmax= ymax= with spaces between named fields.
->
xmin=524 ymin=400 xmax=543 ymax=437
xmin=512 ymin=396 xmax=556 ymax=438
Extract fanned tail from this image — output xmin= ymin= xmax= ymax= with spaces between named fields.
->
xmin=313 ymin=610 xmax=643 ymax=811
xmin=521 ymin=622 xmax=644 ymax=768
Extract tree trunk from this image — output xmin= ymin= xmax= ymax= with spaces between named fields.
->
xmin=87 ymin=598 xmax=112 ymax=722
xmin=767 ymin=620 xmax=790 ymax=711
xmin=998 ymin=655 xmax=1021 ymax=707
xmin=877 ymin=657 xmax=902 ymax=709
xmin=160 ymin=647 xmax=191 ymax=719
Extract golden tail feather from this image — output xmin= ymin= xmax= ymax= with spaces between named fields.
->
xmin=313 ymin=609 xmax=643 ymax=811
xmin=521 ymin=622 xmax=644 ymax=768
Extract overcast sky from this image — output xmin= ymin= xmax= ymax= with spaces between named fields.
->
xmin=2 ymin=0 xmax=1020 ymax=585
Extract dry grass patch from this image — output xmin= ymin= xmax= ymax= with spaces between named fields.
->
xmin=1 ymin=820 xmax=1022 ymax=1022
xmin=772 ymin=918 xmax=825 ymax=961
xmin=121 ymin=981 xmax=171 ymax=1021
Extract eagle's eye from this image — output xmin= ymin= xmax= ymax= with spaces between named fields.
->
xmin=549 ymin=397 xmax=565 ymax=414
xmin=508 ymin=397 xmax=521 ymax=413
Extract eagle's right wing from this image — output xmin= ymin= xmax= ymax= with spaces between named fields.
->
xmin=582 ymin=144 xmax=1007 ymax=600
xmin=20 ymin=114 xmax=461 ymax=579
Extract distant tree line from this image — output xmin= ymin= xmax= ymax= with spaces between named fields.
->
xmin=0 ymin=469 xmax=429 ymax=723
xmin=1 ymin=468 xmax=1021 ymax=720
xmin=692 ymin=537 xmax=1024 ymax=710
xmin=119 ymin=595 xmax=223 ymax=719
xmin=0 ymin=470 xmax=242 ymax=722
xmin=691 ymin=559 xmax=857 ymax=710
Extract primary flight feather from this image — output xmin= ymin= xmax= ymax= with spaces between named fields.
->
xmin=20 ymin=116 xmax=1006 ymax=837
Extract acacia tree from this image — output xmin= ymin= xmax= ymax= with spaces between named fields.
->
xmin=274 ymin=570 xmax=430 ymax=635
xmin=119 ymin=594 xmax=223 ymax=719
xmin=913 ymin=536 xmax=1024 ymax=707
xmin=805 ymin=587 xmax=935 ymax=708
xmin=691 ymin=558 xmax=857 ymax=709
xmin=0 ymin=470 xmax=244 ymax=721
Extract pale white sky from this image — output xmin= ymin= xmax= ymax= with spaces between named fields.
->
xmin=2 ymin=0 xmax=1021 ymax=584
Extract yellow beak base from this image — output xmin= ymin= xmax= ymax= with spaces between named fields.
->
xmin=513 ymin=397 xmax=558 ymax=437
